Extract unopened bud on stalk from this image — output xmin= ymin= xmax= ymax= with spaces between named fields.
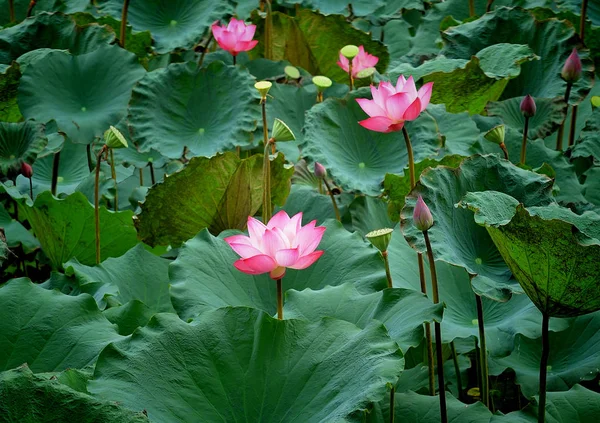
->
xmin=271 ymin=119 xmax=295 ymax=142
xmin=365 ymin=228 xmax=394 ymax=253
xmin=561 ymin=48 xmax=582 ymax=83
xmin=314 ymin=162 xmax=327 ymax=179
xmin=520 ymin=95 xmax=537 ymax=118
xmin=254 ymin=81 xmax=272 ymax=100
xmin=413 ymin=195 xmax=433 ymax=232
xmin=340 ymin=45 xmax=359 ymax=60
xmin=20 ymin=162 xmax=33 ymax=178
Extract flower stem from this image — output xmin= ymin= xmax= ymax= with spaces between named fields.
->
xmin=520 ymin=116 xmax=529 ymax=165
xmin=233 ymin=55 xmax=237 ymax=66
xmin=316 ymin=91 xmax=323 ymax=103
xmin=264 ymin=0 xmax=273 ymax=60
xmin=109 ymin=149 xmax=118 ymax=211
xmin=499 ymin=143 xmax=509 ymax=161
xmin=138 ymin=168 xmax=144 ymax=186
xmin=276 ymin=277 xmax=283 ymax=320
xmin=389 ymin=385 xmax=395 ymax=423
xmin=538 ymin=313 xmax=550 ymax=423
xmin=28 ymin=178 xmax=33 ymax=200
xmin=469 ymin=0 xmax=475 ymax=17
xmin=348 ymin=63 xmax=354 ymax=91
xmin=95 ymin=146 xmax=107 ymax=265
xmin=51 ymin=151 xmax=60 ymax=196
xmin=475 ymin=294 xmax=489 ymax=408
xmin=580 ymin=0 xmax=589 ymax=42
xmin=451 ymin=341 xmax=464 ymax=401
xmin=556 ymin=83 xmax=572 ymax=151
xmin=26 ymin=0 xmax=37 ymax=17
xmin=261 ymin=100 xmax=272 ymax=222
xmin=568 ymin=105 xmax=578 ymax=147
xmin=424 ymin=230 xmax=448 ymax=423
xmin=382 ymin=250 xmax=393 ymax=288
xmin=8 ymin=0 xmax=14 ymax=22
xmin=322 ymin=178 xmax=340 ymax=221
xmin=401 ymin=127 xmax=416 ymax=188
xmin=119 ymin=0 xmax=130 ymax=48
xmin=87 ymin=144 xmax=93 ymax=172
xmin=486 ymin=0 xmax=494 ymax=12
xmin=149 ymin=161 xmax=156 ymax=185
xmin=198 ymin=32 xmax=213 ymax=67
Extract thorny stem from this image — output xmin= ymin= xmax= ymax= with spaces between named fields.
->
xmin=119 ymin=0 xmax=130 ymax=48
xmin=51 ymin=151 xmax=60 ymax=196
xmin=261 ymin=100 xmax=272 ymax=222
xmin=109 ymin=149 xmax=118 ymax=211
xmin=322 ymin=178 xmax=341 ymax=221
xmin=424 ymin=230 xmax=448 ymax=423
xmin=568 ymin=105 xmax=578 ymax=147
xmin=451 ymin=341 xmax=464 ymax=401
xmin=95 ymin=145 xmax=108 ymax=265
xmin=556 ymin=83 xmax=572 ymax=151
xmin=382 ymin=250 xmax=393 ymax=289
xmin=316 ymin=91 xmax=324 ymax=103
xmin=520 ymin=116 xmax=529 ymax=165
xmin=475 ymin=294 xmax=490 ymax=408
xmin=276 ymin=278 xmax=283 ymax=319
xmin=538 ymin=313 xmax=550 ymax=423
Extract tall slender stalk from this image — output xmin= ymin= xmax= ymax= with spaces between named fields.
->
xmin=499 ymin=143 xmax=509 ymax=161
xmin=389 ymin=386 xmax=395 ymax=423
xmin=149 ymin=161 xmax=156 ymax=185
xmin=87 ymin=144 xmax=93 ymax=172
xmin=322 ymin=178 xmax=340 ymax=221
xmin=450 ymin=341 xmax=464 ymax=401
xmin=261 ymin=100 xmax=272 ymax=222
xmin=538 ymin=313 xmax=550 ymax=423
xmin=233 ymin=55 xmax=237 ymax=66
xmin=119 ymin=0 xmax=131 ymax=48
xmin=475 ymin=294 xmax=489 ymax=407
xmin=348 ymin=62 xmax=354 ymax=91
xmin=424 ymin=231 xmax=448 ymax=423
xmin=468 ymin=0 xmax=475 ymax=17
xmin=8 ymin=0 xmax=14 ymax=22
xmin=198 ymin=32 xmax=213 ymax=67
xmin=276 ymin=278 xmax=283 ymax=319
xmin=520 ymin=116 xmax=530 ymax=165
xmin=382 ymin=250 xmax=393 ymax=288
xmin=109 ymin=149 xmax=118 ymax=211
xmin=138 ymin=168 xmax=144 ymax=186
xmin=264 ymin=0 xmax=273 ymax=60
xmin=568 ymin=105 xmax=578 ymax=147
xmin=28 ymin=178 xmax=33 ymax=200
xmin=486 ymin=0 xmax=494 ymax=12
xmin=26 ymin=0 xmax=37 ymax=17
xmin=94 ymin=146 xmax=107 ymax=265
xmin=403 ymin=125 xmax=435 ymax=395
xmin=556 ymin=83 xmax=572 ymax=151
xmin=51 ymin=151 xmax=60 ymax=196
xmin=580 ymin=0 xmax=589 ymax=43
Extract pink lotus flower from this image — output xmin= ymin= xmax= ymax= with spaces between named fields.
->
xmin=337 ymin=45 xmax=379 ymax=78
xmin=225 ymin=211 xmax=325 ymax=280
xmin=211 ymin=18 xmax=258 ymax=57
xmin=413 ymin=195 xmax=433 ymax=232
xmin=356 ymin=76 xmax=433 ymax=133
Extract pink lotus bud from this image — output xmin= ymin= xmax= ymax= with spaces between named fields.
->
xmin=337 ymin=45 xmax=379 ymax=78
xmin=211 ymin=18 xmax=258 ymax=57
xmin=225 ymin=211 xmax=325 ymax=280
xmin=413 ymin=195 xmax=433 ymax=232
xmin=520 ymin=95 xmax=536 ymax=118
xmin=314 ymin=162 xmax=327 ymax=179
xmin=356 ymin=76 xmax=433 ymax=133
xmin=20 ymin=162 xmax=33 ymax=178
xmin=561 ymin=48 xmax=582 ymax=83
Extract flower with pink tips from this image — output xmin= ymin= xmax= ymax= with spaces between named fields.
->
xmin=211 ymin=18 xmax=259 ymax=57
xmin=225 ymin=211 xmax=326 ymax=280
xmin=337 ymin=45 xmax=379 ymax=78
xmin=356 ymin=76 xmax=433 ymax=133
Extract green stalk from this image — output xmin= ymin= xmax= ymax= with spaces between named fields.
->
xmin=149 ymin=161 xmax=156 ymax=185
xmin=322 ymin=178 xmax=341 ymax=221
xmin=264 ymin=0 xmax=273 ymax=60
xmin=276 ymin=277 xmax=283 ymax=320
xmin=475 ymin=294 xmax=489 ymax=407
xmin=568 ymin=105 xmax=578 ymax=147
xmin=119 ymin=0 xmax=130 ymax=48
xmin=261 ymin=100 xmax=272 ymax=222
xmin=382 ymin=250 xmax=393 ymax=289
xmin=469 ymin=0 xmax=475 ymax=17
xmin=109 ymin=149 xmax=118 ymax=211
xmin=424 ymin=231 xmax=448 ymax=423
xmin=389 ymin=386 xmax=395 ymax=423
xmin=94 ymin=146 xmax=107 ymax=265
xmin=520 ymin=116 xmax=530 ymax=165
xmin=348 ymin=62 xmax=354 ymax=91
xmin=451 ymin=341 xmax=464 ymax=401
xmin=556 ymin=83 xmax=572 ymax=151
xmin=538 ymin=313 xmax=550 ymax=423
xmin=138 ymin=168 xmax=144 ymax=186
xmin=580 ymin=0 xmax=589 ymax=42
xmin=8 ymin=0 xmax=14 ymax=22
xmin=51 ymin=151 xmax=60 ymax=196
xmin=198 ymin=32 xmax=213 ymax=67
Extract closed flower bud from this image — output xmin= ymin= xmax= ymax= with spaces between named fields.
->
xmin=314 ymin=162 xmax=327 ymax=179
xmin=561 ymin=48 xmax=582 ymax=83
xmin=20 ymin=162 xmax=33 ymax=178
xmin=365 ymin=228 xmax=394 ymax=253
xmin=413 ymin=195 xmax=433 ymax=232
xmin=520 ymin=95 xmax=536 ymax=118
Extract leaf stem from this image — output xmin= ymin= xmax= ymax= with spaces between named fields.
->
xmin=149 ymin=161 xmax=156 ymax=185
xmin=538 ymin=313 xmax=550 ymax=423
xmin=475 ymin=294 xmax=489 ymax=408
xmin=556 ymin=83 xmax=572 ymax=151
xmin=382 ymin=250 xmax=393 ymax=288
xmin=401 ymin=127 xmax=416 ymax=188
xmin=264 ymin=0 xmax=273 ymax=60
xmin=262 ymin=100 xmax=272 ymax=222
xmin=119 ymin=0 xmax=130 ymax=48
xmin=389 ymin=385 xmax=395 ymax=423
xmin=580 ymin=0 xmax=589 ymax=42
xmin=568 ymin=105 xmax=578 ymax=147
xmin=276 ymin=277 xmax=283 ymax=320
xmin=520 ymin=117 xmax=529 ymax=165
xmin=499 ymin=143 xmax=509 ymax=161
xmin=424 ymin=230 xmax=448 ymax=423
xmin=87 ymin=144 xmax=93 ymax=172
xmin=451 ymin=341 xmax=464 ymax=401
xmin=51 ymin=151 xmax=60 ymax=196
xmin=28 ymin=178 xmax=33 ymax=200
xmin=138 ymin=167 xmax=144 ymax=186
xmin=469 ymin=0 xmax=475 ymax=17
xmin=26 ymin=0 xmax=36 ymax=17
xmin=486 ymin=0 xmax=494 ymax=12
xmin=110 ymin=149 xmax=118 ymax=211
xmin=198 ymin=32 xmax=213 ymax=67
xmin=8 ymin=0 xmax=14 ymax=22
xmin=95 ymin=145 xmax=107 ymax=265
xmin=322 ymin=178 xmax=340 ymax=221
xmin=348 ymin=63 xmax=354 ymax=91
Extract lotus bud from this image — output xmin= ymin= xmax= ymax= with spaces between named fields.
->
xmin=104 ymin=126 xmax=128 ymax=149
xmin=284 ymin=65 xmax=300 ymax=80
xmin=314 ymin=162 xmax=327 ymax=179
xmin=413 ymin=195 xmax=433 ymax=232
xmin=20 ymin=162 xmax=33 ymax=178
xmin=561 ymin=48 xmax=582 ymax=83
xmin=484 ymin=124 xmax=505 ymax=146
xmin=254 ymin=81 xmax=272 ymax=100
xmin=340 ymin=45 xmax=359 ymax=60
xmin=365 ymin=228 xmax=394 ymax=253
xmin=520 ymin=95 xmax=536 ymax=118
xmin=271 ymin=119 xmax=295 ymax=142
xmin=312 ymin=75 xmax=332 ymax=91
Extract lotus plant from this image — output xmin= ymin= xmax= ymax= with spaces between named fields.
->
xmin=556 ymin=48 xmax=582 ymax=150
xmin=338 ymin=45 xmax=379 ymax=90
xmin=357 ymin=75 xmax=436 ymax=395
xmin=520 ymin=95 xmax=536 ymax=165
xmin=225 ymin=211 xmax=326 ymax=319
xmin=211 ymin=18 xmax=258 ymax=65
xmin=20 ymin=162 xmax=33 ymax=200
xmin=314 ymin=162 xmax=340 ymax=221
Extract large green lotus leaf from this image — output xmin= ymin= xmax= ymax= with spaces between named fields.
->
xmin=128 ymin=61 xmax=259 ymax=159
xmin=571 ymin=106 xmax=600 ymax=164
xmin=345 ymin=195 xmax=395 ymax=236
xmin=285 ymin=283 xmax=442 ymax=352
xmin=251 ymin=9 xmax=389 ymax=84
xmin=0 ymin=202 xmax=38 ymax=252
xmin=20 ymin=191 xmax=138 ymax=269
xmin=0 ymin=278 xmax=123 ymax=372
xmin=583 ymin=166 xmax=600 ymax=207
xmin=64 ymin=244 xmax=174 ymax=313
xmin=0 ymin=121 xmax=46 ymax=178
xmin=490 ymin=311 xmax=600 ymax=397
xmin=441 ymin=7 xmax=595 ymax=105
xmin=491 ymin=384 xmax=600 ymax=423
xmin=487 ymin=96 xmax=568 ymax=140
xmin=280 ymin=184 xmax=354 ymax=224
xmin=89 ymin=307 xmax=403 ymax=422
xmin=401 ymin=155 xmax=554 ymax=296
xmin=170 ymin=220 xmax=387 ymax=320
xmin=0 ymin=0 xmax=93 ymax=26
xmin=0 ymin=365 xmax=149 ymax=423
xmin=301 ymin=87 xmax=442 ymax=195
xmin=97 ymin=0 xmax=232 ymax=53
xmin=0 ymin=63 xmax=22 ymax=122
xmin=135 ymin=152 xmax=293 ymax=246
xmin=18 ymin=45 xmax=145 ymax=145
xmin=460 ymin=190 xmax=600 ymax=317
xmin=0 ymin=12 xmax=114 ymax=65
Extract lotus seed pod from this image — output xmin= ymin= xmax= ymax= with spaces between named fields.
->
xmin=520 ymin=95 xmax=537 ymax=118
xmin=413 ymin=196 xmax=433 ymax=232
xmin=104 ymin=126 xmax=128 ymax=149
xmin=271 ymin=119 xmax=295 ymax=142
xmin=484 ymin=124 xmax=506 ymax=146
xmin=340 ymin=45 xmax=359 ymax=59
xmin=284 ymin=65 xmax=300 ymax=80
xmin=314 ymin=162 xmax=327 ymax=179
xmin=561 ymin=48 xmax=582 ymax=83
xmin=365 ymin=228 xmax=394 ymax=253
xmin=312 ymin=76 xmax=332 ymax=91
xmin=355 ymin=67 xmax=376 ymax=79
xmin=254 ymin=81 xmax=272 ymax=100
